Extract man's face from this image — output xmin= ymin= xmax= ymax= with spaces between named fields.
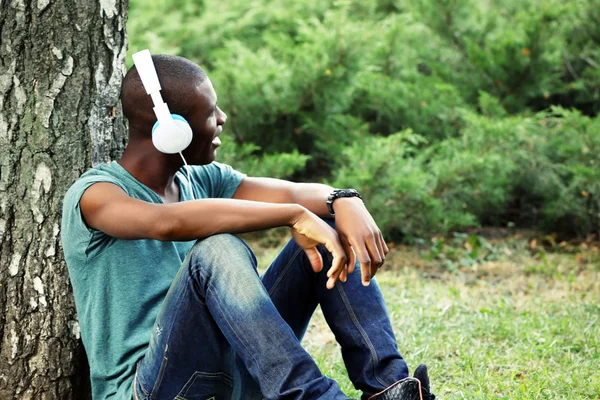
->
xmin=184 ymin=78 xmax=227 ymax=165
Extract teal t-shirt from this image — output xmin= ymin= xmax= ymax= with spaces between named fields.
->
xmin=61 ymin=161 xmax=245 ymax=400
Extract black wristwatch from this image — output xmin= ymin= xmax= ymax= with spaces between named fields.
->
xmin=327 ymin=189 xmax=362 ymax=216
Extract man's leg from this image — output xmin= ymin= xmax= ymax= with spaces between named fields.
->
xmin=134 ymin=234 xmax=348 ymax=400
xmin=261 ymin=229 xmax=409 ymax=399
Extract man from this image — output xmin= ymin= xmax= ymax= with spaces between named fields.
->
xmin=61 ymin=54 xmax=435 ymax=400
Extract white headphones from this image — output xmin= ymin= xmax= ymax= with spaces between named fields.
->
xmin=132 ymin=49 xmax=193 ymax=154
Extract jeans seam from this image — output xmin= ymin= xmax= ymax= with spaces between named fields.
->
xmin=148 ymin=280 xmax=187 ymax=397
xmin=335 ymin=281 xmax=391 ymax=389
xmin=191 ymin=239 xmax=263 ymax=394
xmin=149 ymin=355 xmax=169 ymax=398
xmin=267 ymin=247 xmax=304 ymax=297
xmin=207 ymin=283 xmax=261 ymax=388
xmin=140 ymin=271 xmax=189 ymax=399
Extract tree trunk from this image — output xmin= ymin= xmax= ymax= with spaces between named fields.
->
xmin=0 ymin=1 xmax=128 ymax=398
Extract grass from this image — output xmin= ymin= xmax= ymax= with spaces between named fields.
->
xmin=244 ymin=229 xmax=600 ymax=399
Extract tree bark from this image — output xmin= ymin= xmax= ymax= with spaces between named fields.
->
xmin=0 ymin=1 xmax=128 ymax=398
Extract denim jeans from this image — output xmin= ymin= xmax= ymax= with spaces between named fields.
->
xmin=133 ymin=227 xmax=409 ymax=400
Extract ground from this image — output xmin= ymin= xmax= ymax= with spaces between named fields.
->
xmin=244 ymin=228 xmax=600 ymax=399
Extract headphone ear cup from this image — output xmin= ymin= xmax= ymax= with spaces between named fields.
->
xmin=173 ymin=117 xmax=193 ymax=148
xmin=152 ymin=114 xmax=193 ymax=154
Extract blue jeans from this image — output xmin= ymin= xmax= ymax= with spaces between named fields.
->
xmin=133 ymin=229 xmax=409 ymax=400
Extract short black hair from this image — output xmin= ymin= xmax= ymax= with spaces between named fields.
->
xmin=121 ymin=54 xmax=207 ymax=130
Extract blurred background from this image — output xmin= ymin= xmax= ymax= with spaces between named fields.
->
xmin=127 ymin=0 xmax=600 ymax=243
xmin=125 ymin=1 xmax=600 ymax=397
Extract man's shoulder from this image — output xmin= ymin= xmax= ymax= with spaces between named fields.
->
xmin=64 ymin=162 xmax=126 ymax=203
xmin=186 ymin=161 xmax=240 ymax=186
xmin=187 ymin=162 xmax=246 ymax=199
xmin=189 ymin=161 xmax=231 ymax=174
xmin=61 ymin=162 xmax=132 ymax=231
xmin=77 ymin=161 xmax=124 ymax=183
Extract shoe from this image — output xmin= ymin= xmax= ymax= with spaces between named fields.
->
xmin=367 ymin=377 xmax=422 ymax=400
xmin=413 ymin=364 xmax=435 ymax=400
xmin=367 ymin=364 xmax=436 ymax=400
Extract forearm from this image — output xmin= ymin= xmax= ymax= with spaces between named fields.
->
xmin=160 ymin=199 xmax=304 ymax=241
xmin=233 ymin=178 xmax=334 ymax=218
xmin=290 ymin=183 xmax=334 ymax=218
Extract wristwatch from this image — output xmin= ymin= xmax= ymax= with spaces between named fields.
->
xmin=327 ymin=189 xmax=362 ymax=217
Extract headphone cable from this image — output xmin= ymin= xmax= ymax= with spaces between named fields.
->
xmin=178 ymin=152 xmax=195 ymax=201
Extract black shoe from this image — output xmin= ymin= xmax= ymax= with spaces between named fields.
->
xmin=367 ymin=364 xmax=436 ymax=400
xmin=367 ymin=377 xmax=422 ymax=400
xmin=413 ymin=364 xmax=435 ymax=400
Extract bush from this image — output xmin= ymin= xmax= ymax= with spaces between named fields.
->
xmin=332 ymin=108 xmax=600 ymax=240
xmin=128 ymin=0 xmax=600 ymax=239
xmin=330 ymin=130 xmax=468 ymax=240
xmin=218 ymin=139 xmax=310 ymax=179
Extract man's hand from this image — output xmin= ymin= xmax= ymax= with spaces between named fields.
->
xmin=232 ymin=177 xmax=388 ymax=286
xmin=291 ymin=208 xmax=348 ymax=289
xmin=331 ymin=197 xmax=389 ymax=286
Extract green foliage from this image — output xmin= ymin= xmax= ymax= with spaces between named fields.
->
xmin=127 ymin=0 xmax=205 ymax=58
xmin=332 ymin=109 xmax=600 ymax=239
xmin=426 ymin=233 xmax=500 ymax=272
xmin=330 ymin=130 xmax=462 ymax=239
xmin=128 ymin=0 xmax=600 ymax=239
xmin=218 ymin=139 xmax=310 ymax=179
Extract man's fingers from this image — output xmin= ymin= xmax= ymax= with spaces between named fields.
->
xmin=350 ymin=239 xmax=372 ymax=286
xmin=381 ymin=232 xmax=390 ymax=255
xmin=324 ymin=235 xmax=348 ymax=289
xmin=376 ymin=233 xmax=387 ymax=268
xmin=337 ymin=238 xmax=349 ymax=283
xmin=326 ymin=252 xmax=346 ymax=289
xmin=364 ymin=231 xmax=384 ymax=276
xmin=341 ymin=236 xmax=356 ymax=275
xmin=340 ymin=267 xmax=347 ymax=283
xmin=304 ymin=247 xmax=324 ymax=273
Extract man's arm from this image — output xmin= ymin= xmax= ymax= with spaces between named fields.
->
xmin=79 ymin=181 xmax=349 ymax=288
xmin=233 ymin=177 xmax=389 ymax=286
xmin=233 ymin=177 xmax=333 ymax=217
xmin=82 ymin=182 xmax=302 ymax=241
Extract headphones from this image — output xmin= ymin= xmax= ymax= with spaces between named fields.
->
xmin=132 ymin=49 xmax=193 ymax=154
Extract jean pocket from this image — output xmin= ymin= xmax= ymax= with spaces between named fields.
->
xmin=174 ymin=371 xmax=234 ymax=400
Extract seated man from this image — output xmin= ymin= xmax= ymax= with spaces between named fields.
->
xmin=61 ymin=54 xmax=436 ymax=400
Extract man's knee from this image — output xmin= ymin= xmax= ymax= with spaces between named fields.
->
xmin=187 ymin=234 xmax=256 ymax=275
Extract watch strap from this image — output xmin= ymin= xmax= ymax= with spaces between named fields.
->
xmin=327 ymin=189 xmax=362 ymax=216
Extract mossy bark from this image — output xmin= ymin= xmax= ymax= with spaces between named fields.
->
xmin=0 ymin=0 xmax=128 ymax=398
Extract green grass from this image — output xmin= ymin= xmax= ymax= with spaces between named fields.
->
xmin=245 ymin=230 xmax=600 ymax=399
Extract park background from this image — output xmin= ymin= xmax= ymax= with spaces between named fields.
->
xmin=0 ymin=0 xmax=598 ymax=398
xmin=128 ymin=0 xmax=600 ymax=397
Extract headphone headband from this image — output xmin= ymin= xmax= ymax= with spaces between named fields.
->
xmin=132 ymin=49 xmax=175 ymax=127
xmin=132 ymin=49 xmax=161 ymax=95
xmin=131 ymin=49 xmax=193 ymax=155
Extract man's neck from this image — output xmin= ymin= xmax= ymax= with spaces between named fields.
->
xmin=118 ymin=141 xmax=182 ymax=198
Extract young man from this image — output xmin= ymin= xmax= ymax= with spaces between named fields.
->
xmin=61 ymin=54 xmax=436 ymax=400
